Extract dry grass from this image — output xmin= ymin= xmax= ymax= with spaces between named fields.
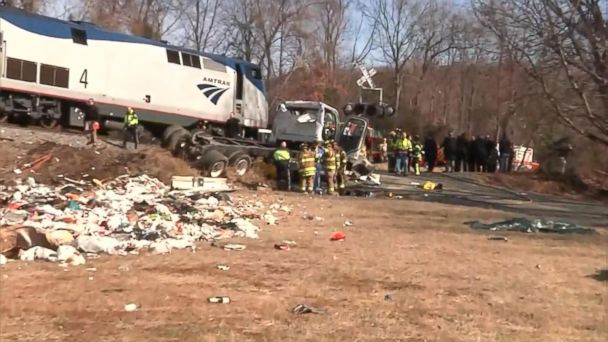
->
xmin=0 ymin=194 xmax=606 ymax=342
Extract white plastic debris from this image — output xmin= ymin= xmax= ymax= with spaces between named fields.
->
xmin=124 ymin=303 xmax=138 ymax=312
xmin=231 ymin=218 xmax=260 ymax=239
xmin=57 ymin=245 xmax=86 ymax=266
xmin=263 ymin=212 xmax=278 ymax=226
xmin=46 ymin=230 xmax=75 ymax=248
xmin=19 ymin=246 xmax=58 ymax=262
xmin=0 ymin=254 xmax=7 ymax=266
xmin=76 ymin=235 xmax=126 ymax=255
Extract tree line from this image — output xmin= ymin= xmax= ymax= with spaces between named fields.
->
xmin=4 ymin=0 xmax=608 ymax=173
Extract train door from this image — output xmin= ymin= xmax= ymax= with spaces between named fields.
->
xmin=234 ymin=63 xmax=244 ymax=117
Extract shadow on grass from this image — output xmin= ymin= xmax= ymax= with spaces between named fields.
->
xmin=587 ymin=269 xmax=608 ymax=282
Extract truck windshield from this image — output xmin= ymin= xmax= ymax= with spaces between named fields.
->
xmin=339 ymin=118 xmax=366 ymax=154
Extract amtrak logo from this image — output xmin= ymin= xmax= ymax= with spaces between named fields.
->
xmin=197 ymin=83 xmax=229 ymax=105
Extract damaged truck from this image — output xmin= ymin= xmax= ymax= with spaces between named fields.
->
xmin=164 ymin=101 xmax=375 ymax=178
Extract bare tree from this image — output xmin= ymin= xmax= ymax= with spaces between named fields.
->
xmin=177 ymin=0 xmax=222 ymax=52
xmin=3 ymin=0 xmax=43 ymax=12
xmin=313 ymin=0 xmax=351 ymax=84
xmin=474 ymin=0 xmax=608 ymax=146
xmin=367 ymin=0 xmax=425 ymax=114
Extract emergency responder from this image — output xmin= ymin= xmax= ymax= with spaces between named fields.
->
xmin=313 ymin=140 xmax=324 ymax=194
xmin=323 ymin=141 xmax=337 ymax=194
xmin=273 ymin=141 xmax=291 ymax=191
xmin=298 ymin=144 xmax=316 ymax=193
xmin=333 ymin=141 xmax=348 ymax=194
xmin=387 ymin=131 xmax=397 ymax=172
xmin=412 ymin=135 xmax=424 ymax=176
xmin=123 ymin=107 xmax=139 ymax=149
xmin=394 ymin=131 xmax=412 ymax=176
xmin=83 ymin=98 xmax=100 ymax=146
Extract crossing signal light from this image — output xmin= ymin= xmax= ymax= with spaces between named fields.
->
xmin=343 ymin=102 xmax=395 ymax=117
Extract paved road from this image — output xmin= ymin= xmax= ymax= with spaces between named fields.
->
xmin=355 ymin=171 xmax=608 ymax=228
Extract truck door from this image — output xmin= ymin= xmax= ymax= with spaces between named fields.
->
xmin=337 ymin=116 xmax=368 ymax=157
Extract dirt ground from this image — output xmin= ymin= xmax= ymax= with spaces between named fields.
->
xmin=1 ymin=193 xmax=606 ymax=342
xmin=0 ymin=125 xmax=607 ymax=341
xmin=0 ymin=127 xmax=199 ymax=185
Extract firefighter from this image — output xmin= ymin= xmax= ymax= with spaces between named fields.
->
xmin=123 ymin=107 xmax=139 ymax=149
xmin=313 ymin=140 xmax=324 ymax=194
xmin=411 ymin=135 xmax=423 ymax=175
xmin=333 ymin=141 xmax=347 ymax=194
xmin=298 ymin=144 xmax=316 ymax=193
xmin=273 ymin=141 xmax=291 ymax=191
xmin=323 ymin=141 xmax=337 ymax=195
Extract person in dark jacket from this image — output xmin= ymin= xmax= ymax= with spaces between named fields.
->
xmin=423 ymin=135 xmax=438 ymax=172
xmin=441 ymin=131 xmax=458 ymax=172
xmin=468 ymin=135 xmax=477 ymax=172
xmin=82 ymin=98 xmax=100 ymax=145
xmin=225 ymin=112 xmax=241 ymax=138
xmin=456 ymin=133 xmax=469 ymax=172
xmin=474 ymin=135 xmax=488 ymax=172
xmin=485 ymin=135 xmax=497 ymax=172
xmin=499 ymin=135 xmax=512 ymax=173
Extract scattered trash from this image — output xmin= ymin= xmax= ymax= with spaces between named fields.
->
xmin=0 ymin=254 xmax=7 ymax=266
xmin=56 ymin=245 xmax=86 ymax=266
xmin=466 ymin=218 xmax=595 ymax=234
xmin=0 ymin=174 xmax=287 ymax=266
xmin=274 ymin=243 xmax=291 ymax=251
xmin=281 ymin=240 xmax=297 ymax=246
xmin=208 ymin=296 xmax=231 ymax=304
xmin=487 ymin=236 xmax=508 ymax=242
xmin=216 ymin=264 xmax=230 ymax=271
xmin=13 ymin=169 xmax=22 ymax=175
xmin=384 ymin=293 xmax=393 ymax=301
xmin=171 ymin=176 xmax=232 ymax=192
xmin=86 ymin=267 xmax=97 ymax=272
xmin=292 ymin=304 xmax=324 ymax=315
xmin=343 ymin=220 xmax=353 ymax=227
xmin=535 ymin=264 xmax=542 ymax=270
xmin=421 ymin=181 xmax=443 ymax=191
xmin=330 ymin=232 xmax=346 ymax=241
xmin=124 ymin=303 xmax=138 ymax=312
xmin=263 ymin=212 xmax=278 ymax=226
xmin=223 ymin=244 xmax=246 ymax=251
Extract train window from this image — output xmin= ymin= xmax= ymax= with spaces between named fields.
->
xmin=202 ymin=58 xmax=226 ymax=73
xmin=181 ymin=53 xmax=202 ymax=69
xmin=166 ymin=50 xmax=181 ymax=64
xmin=6 ymin=58 xmax=37 ymax=83
xmin=191 ymin=55 xmax=201 ymax=69
xmin=40 ymin=64 xmax=70 ymax=88
xmin=71 ymin=28 xmax=88 ymax=45
xmin=251 ymin=67 xmax=262 ymax=80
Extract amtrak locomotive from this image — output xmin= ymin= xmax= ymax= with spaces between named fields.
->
xmin=0 ymin=6 xmax=268 ymax=134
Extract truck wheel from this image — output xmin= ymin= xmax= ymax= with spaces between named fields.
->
xmin=162 ymin=125 xmax=185 ymax=147
xmin=168 ymin=130 xmax=191 ymax=155
xmin=39 ymin=116 xmax=59 ymax=129
xmin=198 ymin=150 xmax=228 ymax=178
xmin=229 ymin=153 xmax=252 ymax=176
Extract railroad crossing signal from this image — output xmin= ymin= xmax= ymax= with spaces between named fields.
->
xmin=356 ymin=65 xmax=377 ymax=89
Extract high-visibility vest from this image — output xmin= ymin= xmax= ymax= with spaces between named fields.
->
xmin=396 ymin=138 xmax=412 ymax=152
xmin=273 ymin=148 xmax=290 ymax=161
xmin=324 ymin=147 xmax=336 ymax=171
xmin=124 ymin=110 xmax=139 ymax=127
xmin=412 ymin=142 xmax=423 ymax=159
xmin=299 ymin=151 xmax=316 ymax=176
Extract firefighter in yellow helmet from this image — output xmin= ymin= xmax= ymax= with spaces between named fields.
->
xmin=332 ymin=141 xmax=348 ymax=194
xmin=298 ymin=143 xmax=316 ymax=193
xmin=323 ymin=140 xmax=337 ymax=195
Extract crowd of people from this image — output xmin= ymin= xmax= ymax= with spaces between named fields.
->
xmin=386 ymin=130 xmax=515 ymax=175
